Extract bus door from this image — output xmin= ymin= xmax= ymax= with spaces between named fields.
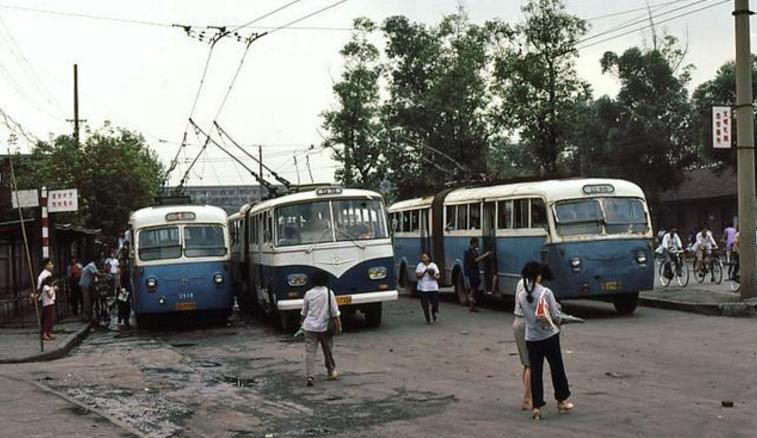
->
xmin=482 ymin=201 xmax=498 ymax=293
xmin=420 ymin=208 xmax=432 ymax=255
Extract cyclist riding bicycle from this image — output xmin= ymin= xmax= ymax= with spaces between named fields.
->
xmin=693 ymin=225 xmax=719 ymax=279
xmin=656 ymin=226 xmax=683 ymax=278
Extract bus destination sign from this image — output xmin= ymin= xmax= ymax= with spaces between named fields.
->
xmin=582 ymin=184 xmax=615 ymax=195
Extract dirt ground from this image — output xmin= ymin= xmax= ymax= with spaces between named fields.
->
xmin=2 ymin=295 xmax=756 ymax=438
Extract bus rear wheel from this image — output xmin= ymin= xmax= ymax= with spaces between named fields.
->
xmin=364 ymin=303 xmax=382 ymax=327
xmin=613 ymin=292 xmax=639 ymax=315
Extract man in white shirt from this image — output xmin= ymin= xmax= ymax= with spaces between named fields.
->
xmin=415 ymin=252 xmax=441 ymax=324
xmin=300 ymin=270 xmax=341 ymax=386
xmin=105 ymin=251 xmax=120 ymax=293
xmin=693 ymin=225 xmax=718 ymax=273
xmin=658 ymin=227 xmax=684 ymax=277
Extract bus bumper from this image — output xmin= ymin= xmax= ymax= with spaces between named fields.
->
xmin=277 ymin=290 xmax=399 ymax=311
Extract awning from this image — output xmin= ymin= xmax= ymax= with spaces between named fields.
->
xmin=55 ymin=223 xmax=101 ymax=235
xmin=0 ymin=218 xmax=35 ymax=239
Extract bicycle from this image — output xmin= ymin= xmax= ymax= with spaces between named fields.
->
xmin=658 ymin=250 xmax=689 ymax=287
xmin=727 ymin=253 xmax=740 ymax=292
xmin=693 ymin=249 xmax=723 ymax=285
xmin=92 ymin=274 xmax=113 ymax=328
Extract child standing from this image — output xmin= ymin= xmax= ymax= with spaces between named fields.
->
xmin=41 ymin=276 xmax=58 ymax=341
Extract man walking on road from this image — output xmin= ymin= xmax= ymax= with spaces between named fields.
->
xmin=463 ymin=237 xmax=491 ymax=313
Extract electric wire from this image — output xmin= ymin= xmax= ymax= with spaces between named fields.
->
xmin=585 ymin=0 xmax=694 ymax=21
xmin=578 ymin=0 xmax=729 ymax=50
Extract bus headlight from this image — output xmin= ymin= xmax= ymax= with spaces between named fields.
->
xmin=570 ymin=257 xmax=582 ymax=272
xmin=146 ymin=277 xmax=158 ymax=290
xmin=636 ymin=251 xmax=647 ymax=264
xmin=368 ymin=267 xmax=388 ymax=280
xmin=287 ymin=274 xmax=308 ymax=287
xmin=213 ymin=273 xmax=224 ymax=285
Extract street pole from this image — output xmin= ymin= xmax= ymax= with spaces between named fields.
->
xmin=73 ymin=64 xmax=79 ymax=146
xmin=734 ymin=0 xmax=756 ymax=299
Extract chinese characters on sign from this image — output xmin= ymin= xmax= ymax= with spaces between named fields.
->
xmin=712 ymin=106 xmax=732 ymax=149
xmin=47 ymin=189 xmax=78 ymax=213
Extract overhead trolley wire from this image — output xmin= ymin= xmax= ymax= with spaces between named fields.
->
xmin=577 ymin=0 xmax=729 ymax=50
xmin=585 ymin=0 xmax=694 ymax=21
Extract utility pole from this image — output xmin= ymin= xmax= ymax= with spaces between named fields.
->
xmin=258 ymin=145 xmax=265 ymax=198
xmin=734 ymin=0 xmax=756 ymax=299
xmin=66 ymin=64 xmax=85 ymax=147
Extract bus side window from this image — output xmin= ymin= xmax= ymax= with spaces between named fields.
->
xmin=531 ymin=199 xmax=547 ymax=230
xmin=469 ymin=203 xmax=481 ymax=230
xmin=457 ymin=204 xmax=468 ymax=230
xmin=514 ymin=199 xmax=529 ymax=228
xmin=410 ymin=210 xmax=419 ymax=232
xmin=497 ymin=200 xmax=512 ymax=229
xmin=445 ymin=205 xmax=456 ymax=230
xmin=401 ymin=212 xmax=410 ymax=232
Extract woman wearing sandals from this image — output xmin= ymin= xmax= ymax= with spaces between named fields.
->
xmin=512 ymin=276 xmax=532 ymax=410
xmin=516 ymin=261 xmax=574 ymax=420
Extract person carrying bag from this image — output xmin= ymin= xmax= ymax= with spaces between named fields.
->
xmin=300 ymin=270 xmax=342 ymax=387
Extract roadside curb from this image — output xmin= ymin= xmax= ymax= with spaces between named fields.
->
xmin=0 ymin=321 xmax=93 ymax=364
xmin=31 ymin=380 xmax=149 ymax=438
xmin=639 ymin=297 xmax=757 ymax=317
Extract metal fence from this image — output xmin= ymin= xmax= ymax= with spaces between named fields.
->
xmin=0 ymin=281 xmax=74 ymax=327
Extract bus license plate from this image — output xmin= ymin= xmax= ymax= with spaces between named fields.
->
xmin=176 ymin=302 xmax=197 ymax=311
xmin=602 ymin=281 xmax=621 ymax=292
xmin=336 ymin=295 xmax=352 ymax=306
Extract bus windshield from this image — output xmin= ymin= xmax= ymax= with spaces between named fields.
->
xmin=333 ymin=199 xmax=388 ymax=241
xmin=276 ymin=201 xmax=333 ymax=247
xmin=275 ymin=198 xmax=388 ymax=247
xmin=184 ymin=225 xmax=227 ymax=257
xmin=554 ymin=197 xmax=648 ymax=237
xmin=138 ymin=226 xmax=181 ymax=261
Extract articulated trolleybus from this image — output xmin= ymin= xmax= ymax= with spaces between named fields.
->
xmin=388 ymin=178 xmax=654 ymax=314
xmin=128 ymin=205 xmax=234 ymax=325
xmin=230 ymin=187 xmax=397 ymax=331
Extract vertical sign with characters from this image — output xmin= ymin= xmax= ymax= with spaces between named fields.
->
xmin=712 ymin=106 xmax=733 ymax=149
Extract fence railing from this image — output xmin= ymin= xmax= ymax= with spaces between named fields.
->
xmin=0 ymin=281 xmax=74 ymax=326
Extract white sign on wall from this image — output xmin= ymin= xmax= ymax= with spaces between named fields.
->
xmin=10 ymin=189 xmax=39 ymax=208
xmin=712 ymin=106 xmax=732 ymax=149
xmin=48 ymin=189 xmax=78 ymax=212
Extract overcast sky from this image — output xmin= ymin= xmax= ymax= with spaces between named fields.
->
xmin=0 ymin=0 xmax=746 ymax=186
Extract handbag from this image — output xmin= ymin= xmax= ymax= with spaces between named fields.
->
xmin=326 ymin=288 xmax=342 ymax=336
xmin=535 ymin=289 xmax=557 ymax=330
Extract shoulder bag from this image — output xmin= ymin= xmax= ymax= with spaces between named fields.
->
xmin=326 ymin=288 xmax=342 ymax=336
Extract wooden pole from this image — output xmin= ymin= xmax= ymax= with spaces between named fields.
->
xmin=7 ymin=150 xmax=43 ymax=352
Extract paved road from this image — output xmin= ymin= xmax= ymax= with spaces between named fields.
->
xmin=1 ymin=295 xmax=755 ymax=438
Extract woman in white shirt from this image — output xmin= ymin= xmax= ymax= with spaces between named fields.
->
xmin=415 ymin=252 xmax=440 ymax=324
xmin=40 ymin=276 xmax=58 ymax=341
xmin=300 ymin=270 xmax=341 ymax=387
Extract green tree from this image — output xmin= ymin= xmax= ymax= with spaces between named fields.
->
xmin=491 ymin=0 xmax=591 ymax=174
xmin=17 ymin=123 xmax=164 ymax=235
xmin=321 ymin=17 xmax=384 ymax=189
xmin=381 ymin=10 xmax=493 ymax=197
xmin=583 ymin=37 xmax=697 ymax=201
xmin=691 ymin=57 xmax=757 ymax=170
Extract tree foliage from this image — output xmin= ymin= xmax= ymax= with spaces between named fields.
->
xmin=491 ymin=0 xmax=590 ymax=173
xmin=16 ymin=123 xmax=164 ymax=236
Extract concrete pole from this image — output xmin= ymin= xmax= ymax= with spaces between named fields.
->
xmin=734 ymin=0 xmax=756 ymax=299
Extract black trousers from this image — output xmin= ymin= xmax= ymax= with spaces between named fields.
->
xmin=419 ymin=291 xmax=439 ymax=323
xmin=69 ymin=281 xmax=82 ymax=315
xmin=527 ymin=333 xmax=571 ymax=408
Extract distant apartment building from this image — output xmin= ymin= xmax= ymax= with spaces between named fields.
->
xmin=166 ymin=185 xmax=273 ymax=214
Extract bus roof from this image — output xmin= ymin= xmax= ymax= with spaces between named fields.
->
xmin=247 ymin=188 xmax=384 ymax=214
xmin=388 ymin=178 xmax=645 ymax=211
xmin=129 ymin=204 xmax=228 ymax=229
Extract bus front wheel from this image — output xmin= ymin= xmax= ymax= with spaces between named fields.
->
xmin=364 ymin=303 xmax=382 ymax=327
xmin=613 ymin=292 xmax=639 ymax=315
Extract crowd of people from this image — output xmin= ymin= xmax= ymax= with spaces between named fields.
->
xmin=32 ymin=235 xmax=133 ymax=340
xmin=656 ymin=223 xmax=740 ymax=278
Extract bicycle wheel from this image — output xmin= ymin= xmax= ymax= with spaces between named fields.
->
xmin=675 ymin=260 xmax=690 ymax=287
xmin=659 ymin=262 xmax=671 ymax=287
xmin=711 ymin=260 xmax=723 ymax=285
xmin=694 ymin=261 xmax=706 ymax=284
xmin=729 ymin=271 xmax=741 ymax=292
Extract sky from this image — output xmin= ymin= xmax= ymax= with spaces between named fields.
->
xmin=0 ymin=0 xmax=747 ymax=187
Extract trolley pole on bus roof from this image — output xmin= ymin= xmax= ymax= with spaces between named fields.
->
xmin=734 ymin=0 xmax=756 ymax=299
